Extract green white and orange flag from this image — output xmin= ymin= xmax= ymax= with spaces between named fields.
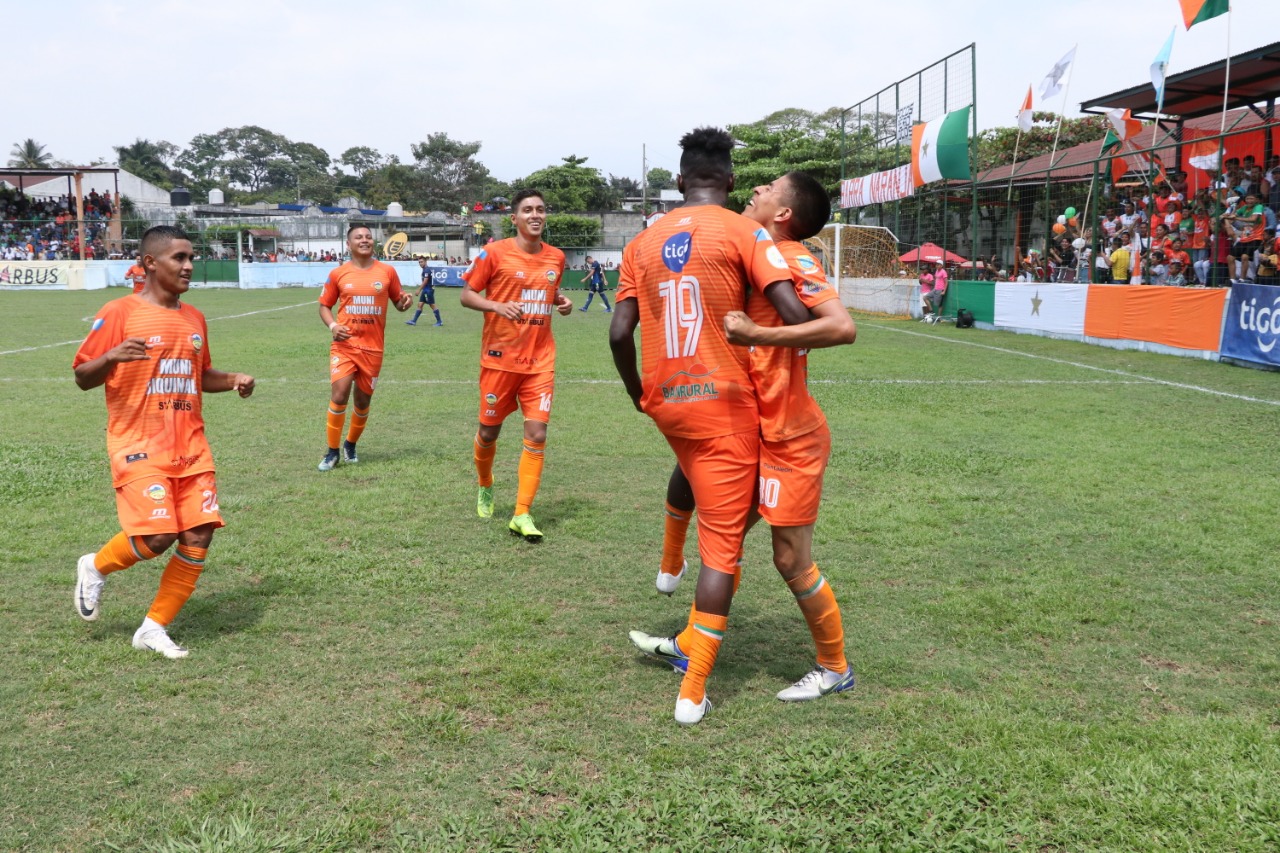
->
xmin=1179 ymin=0 xmax=1228 ymax=29
xmin=911 ymin=106 xmax=971 ymax=188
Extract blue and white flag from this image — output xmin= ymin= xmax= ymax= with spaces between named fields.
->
xmin=1150 ymin=28 xmax=1176 ymax=112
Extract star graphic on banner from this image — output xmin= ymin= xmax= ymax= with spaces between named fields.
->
xmin=920 ymin=139 xmax=930 ymax=158
xmin=1046 ymin=61 xmax=1068 ymax=88
xmin=1031 ymin=291 xmax=1043 ymax=316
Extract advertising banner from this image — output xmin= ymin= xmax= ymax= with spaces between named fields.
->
xmin=839 ymin=165 xmax=914 ymax=209
xmin=1220 ymin=282 xmax=1280 ymax=367
xmin=0 ymin=261 xmax=85 ymax=289
xmin=994 ymin=283 xmax=1088 ymax=335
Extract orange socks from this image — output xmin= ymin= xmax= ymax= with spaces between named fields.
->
xmin=660 ymin=501 xmax=692 ymax=577
xmin=93 ymin=531 xmax=157 ymax=575
xmin=326 ymin=403 xmax=347 ymax=449
xmin=514 ymin=439 xmax=545 ymax=515
xmin=146 ymin=544 xmax=207 ymax=626
xmin=346 ymin=405 xmax=369 ymax=444
xmin=786 ymin=563 xmax=848 ymax=674
xmin=473 ymin=433 xmax=496 ymax=488
xmin=678 ymin=610 xmax=727 ymax=703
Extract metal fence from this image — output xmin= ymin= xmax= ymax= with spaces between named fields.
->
xmin=847 ymin=109 xmax=1278 ymax=284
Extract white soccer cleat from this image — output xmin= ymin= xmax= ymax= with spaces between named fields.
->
xmin=776 ymin=666 xmax=856 ymax=702
xmin=655 ymin=558 xmax=687 ymax=595
xmin=75 ymin=553 xmax=105 ymax=622
xmin=132 ymin=620 xmax=189 ymax=659
xmin=674 ymin=695 xmax=712 ymax=725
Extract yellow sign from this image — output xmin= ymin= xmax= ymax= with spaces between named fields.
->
xmin=384 ymin=231 xmax=409 ymax=259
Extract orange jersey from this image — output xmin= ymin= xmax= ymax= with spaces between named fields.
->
xmin=126 ymin=264 xmax=147 ymax=294
xmin=318 ymin=261 xmax=404 ymax=354
xmin=72 ymin=295 xmax=214 ymax=488
xmin=1191 ymin=215 xmax=1211 ymax=250
xmin=746 ymin=240 xmax=840 ymax=442
xmin=617 ymin=204 xmax=792 ymax=439
xmin=462 ymin=238 xmax=566 ymax=374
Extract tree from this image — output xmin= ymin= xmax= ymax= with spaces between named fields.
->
xmin=174 ymin=126 xmax=333 ymax=203
xmin=113 ymin=138 xmax=184 ymax=189
xmin=975 ymin=113 xmax=1109 ymax=173
xmin=645 ymin=167 xmax=674 ymax=193
xmin=8 ymin=138 xmax=53 ymax=168
xmin=610 ymin=174 xmax=641 ymax=198
xmin=411 ymin=133 xmax=497 ymax=211
xmin=517 ymin=155 xmax=614 ymax=211
xmin=727 ymin=108 xmax=845 ymax=210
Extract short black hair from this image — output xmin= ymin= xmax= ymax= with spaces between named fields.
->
xmin=779 ymin=171 xmax=830 ymax=241
xmin=678 ymin=127 xmax=734 ymax=186
xmin=347 ymin=224 xmax=371 ymax=237
xmin=511 ymin=188 xmax=545 ymax=209
xmin=140 ymin=225 xmax=190 ymax=257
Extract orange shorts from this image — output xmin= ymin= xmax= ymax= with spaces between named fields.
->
xmin=665 ymin=431 xmax=759 ymax=573
xmin=758 ymin=423 xmax=831 ymax=527
xmin=329 ymin=345 xmax=383 ymax=396
xmin=478 ymin=367 xmax=555 ymax=426
xmin=115 ymin=470 xmax=225 ymax=536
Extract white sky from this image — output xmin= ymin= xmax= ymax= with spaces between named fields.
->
xmin=9 ymin=0 xmax=1270 ymax=183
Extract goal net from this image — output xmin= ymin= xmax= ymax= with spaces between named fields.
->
xmin=803 ymin=223 xmax=901 ymax=280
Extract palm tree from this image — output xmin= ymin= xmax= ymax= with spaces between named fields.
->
xmin=8 ymin=139 xmax=54 ymax=168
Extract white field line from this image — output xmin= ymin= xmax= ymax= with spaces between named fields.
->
xmin=0 ymin=301 xmax=315 ymax=357
xmin=0 ymin=376 xmax=1154 ymax=387
xmin=866 ymin=322 xmax=1280 ymax=407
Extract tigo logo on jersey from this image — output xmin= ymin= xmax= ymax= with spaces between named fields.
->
xmin=662 ymin=232 xmax=693 ymax=273
xmin=144 ymin=483 xmax=168 ymax=503
xmin=190 ymin=333 xmax=203 ymax=353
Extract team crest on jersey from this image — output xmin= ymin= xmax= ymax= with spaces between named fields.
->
xmin=331 ymin=355 xmax=340 ymax=366
xmin=662 ymin=232 xmax=692 ymax=273
xmin=796 ymin=255 xmax=817 ymax=272
xmin=545 ymin=269 xmax=557 ymax=282
xmin=485 ymin=393 xmax=498 ymax=406
xmin=190 ymin=333 xmax=203 ymax=353
xmin=144 ymin=483 xmax=168 ymax=503
xmin=373 ymin=281 xmax=383 ymax=292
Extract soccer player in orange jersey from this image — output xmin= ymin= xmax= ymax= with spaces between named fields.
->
xmin=635 ymin=172 xmax=860 ymax=703
xmin=316 ymin=225 xmax=413 ymax=471
xmin=125 ymin=253 xmax=147 ymax=293
xmin=72 ymin=225 xmax=255 ymax=659
xmin=611 ymin=128 xmax=810 ymax=725
xmin=461 ymin=189 xmax=573 ymax=541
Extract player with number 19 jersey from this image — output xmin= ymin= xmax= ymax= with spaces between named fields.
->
xmin=617 ymin=205 xmax=791 ymax=439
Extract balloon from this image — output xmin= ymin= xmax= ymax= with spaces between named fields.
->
xmin=1072 ymin=238 xmax=1087 ymax=249
xmin=1068 ymin=217 xmax=1079 ymax=228
xmin=1065 ymin=207 xmax=1077 ymax=218
xmin=1052 ymin=223 xmax=1066 ymax=234
xmin=1056 ymin=214 xmax=1067 ymax=225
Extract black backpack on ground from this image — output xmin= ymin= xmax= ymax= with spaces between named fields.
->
xmin=956 ymin=308 xmax=975 ymax=328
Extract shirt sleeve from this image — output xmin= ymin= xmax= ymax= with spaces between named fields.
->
xmin=319 ymin=270 xmax=340 ymax=307
xmin=387 ymin=267 xmax=404 ymax=301
xmin=72 ymin=302 xmax=125 ymax=368
xmin=462 ymin=246 xmax=495 ymax=293
xmin=743 ymin=225 xmax=793 ymax=292
xmin=617 ymin=241 xmax=637 ymax=301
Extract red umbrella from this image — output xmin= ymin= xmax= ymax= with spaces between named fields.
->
xmin=899 ymin=243 xmax=968 ymax=265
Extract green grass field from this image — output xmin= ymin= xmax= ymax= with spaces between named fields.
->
xmin=2 ymin=286 xmax=1279 ymax=851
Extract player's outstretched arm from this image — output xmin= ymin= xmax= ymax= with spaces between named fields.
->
xmin=725 ymin=301 xmax=855 ymax=349
xmin=608 ymin=298 xmax=643 ymax=411
xmin=203 ymin=369 xmax=255 ymax=397
xmin=74 ymin=337 xmax=148 ymax=390
xmin=763 ymin=280 xmax=811 ymax=325
xmin=394 ymin=293 xmax=413 ymax=311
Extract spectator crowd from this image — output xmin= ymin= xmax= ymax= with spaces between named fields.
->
xmin=1 ymin=187 xmax=116 ymax=260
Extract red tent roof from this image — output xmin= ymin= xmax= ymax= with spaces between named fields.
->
xmin=900 ymin=243 xmax=967 ymax=264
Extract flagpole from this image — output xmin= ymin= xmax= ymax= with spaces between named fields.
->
xmin=1043 ymin=48 xmax=1075 ymax=258
xmin=1219 ymin=3 xmax=1232 ymax=136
